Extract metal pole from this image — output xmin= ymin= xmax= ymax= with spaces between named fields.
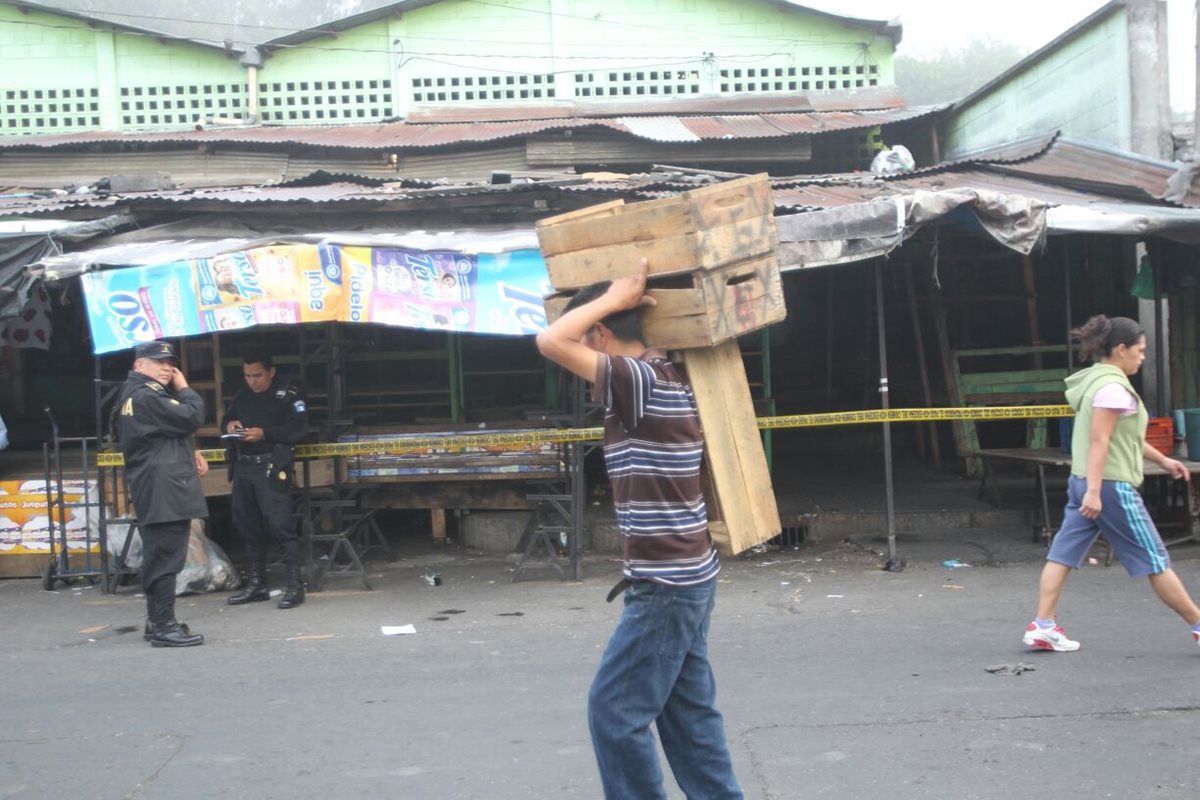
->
xmin=874 ymin=259 xmax=900 ymax=569
xmin=1152 ymin=240 xmax=1167 ymax=416
xmin=1064 ymin=239 xmax=1074 ymax=373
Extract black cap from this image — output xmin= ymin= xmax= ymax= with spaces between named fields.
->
xmin=134 ymin=340 xmax=176 ymax=361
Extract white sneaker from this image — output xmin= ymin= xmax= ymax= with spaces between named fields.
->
xmin=1023 ymin=622 xmax=1080 ymax=652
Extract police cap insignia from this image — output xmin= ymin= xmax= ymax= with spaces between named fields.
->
xmin=134 ymin=340 xmax=176 ymax=361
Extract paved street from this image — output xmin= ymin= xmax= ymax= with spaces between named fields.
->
xmin=4 ymin=529 xmax=1199 ymax=800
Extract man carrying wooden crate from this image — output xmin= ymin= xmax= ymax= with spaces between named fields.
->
xmin=536 ymin=260 xmax=743 ymax=800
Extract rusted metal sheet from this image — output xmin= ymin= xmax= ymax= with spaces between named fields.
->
xmin=0 ymin=105 xmax=940 ymax=151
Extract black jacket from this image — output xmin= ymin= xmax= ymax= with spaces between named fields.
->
xmin=113 ymin=370 xmax=208 ymax=525
xmin=222 ymin=377 xmax=308 ymax=478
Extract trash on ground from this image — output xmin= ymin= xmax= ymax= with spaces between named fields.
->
xmin=269 ymin=589 xmax=283 ymax=597
xmin=286 ymin=634 xmax=335 ymax=641
xmin=423 ymin=574 xmax=443 ymax=587
xmin=78 ymin=624 xmax=109 ymax=634
xmin=381 ymin=624 xmax=417 ymax=635
xmin=942 ymin=583 xmax=965 ymax=590
xmin=943 ymin=559 xmax=971 ymax=568
xmin=826 ymin=594 xmax=844 ymax=599
xmin=1088 ymin=557 xmax=1099 ymax=565
xmin=985 ymin=662 xmax=1036 ymax=676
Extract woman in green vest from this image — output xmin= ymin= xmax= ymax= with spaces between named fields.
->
xmin=1023 ymin=315 xmax=1200 ymax=652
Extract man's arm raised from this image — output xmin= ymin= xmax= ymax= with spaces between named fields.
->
xmin=535 ymin=259 xmax=654 ymax=382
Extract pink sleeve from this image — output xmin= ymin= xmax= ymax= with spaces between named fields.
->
xmin=1092 ymin=383 xmax=1138 ymax=416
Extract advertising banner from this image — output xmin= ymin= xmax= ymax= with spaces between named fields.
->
xmin=0 ymin=480 xmax=98 ymax=555
xmin=196 ymin=244 xmax=342 ymax=334
xmin=81 ymin=262 xmax=202 ymax=353
xmin=81 ymin=244 xmax=550 ymax=354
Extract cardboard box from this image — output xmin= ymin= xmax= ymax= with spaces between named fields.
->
xmin=536 ymin=174 xmax=777 ymax=290
xmin=544 ymin=253 xmax=785 ymax=350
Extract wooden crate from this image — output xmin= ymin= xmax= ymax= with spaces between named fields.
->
xmin=681 ymin=340 xmax=781 ymax=556
xmin=544 ymin=253 xmax=786 ymax=350
xmin=536 ymin=174 xmax=777 ymax=290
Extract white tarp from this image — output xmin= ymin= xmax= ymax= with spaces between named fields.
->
xmin=776 ymin=189 xmax=1048 ymax=269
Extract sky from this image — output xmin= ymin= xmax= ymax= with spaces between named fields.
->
xmin=808 ymin=0 xmax=1196 ymax=113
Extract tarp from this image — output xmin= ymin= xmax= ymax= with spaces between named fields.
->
xmin=80 ymin=242 xmax=550 ymax=354
xmin=1044 ymin=203 xmax=1200 ymax=244
xmin=33 ymin=224 xmax=540 ymax=282
xmin=776 ymin=189 xmax=1048 ymax=269
xmin=0 ymin=234 xmax=55 ymax=322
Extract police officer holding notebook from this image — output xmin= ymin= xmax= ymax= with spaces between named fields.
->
xmin=222 ymin=347 xmax=308 ymax=609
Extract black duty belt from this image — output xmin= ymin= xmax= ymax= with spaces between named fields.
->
xmin=237 ymin=454 xmax=273 ymax=464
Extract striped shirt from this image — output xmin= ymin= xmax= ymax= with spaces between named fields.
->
xmin=594 ymin=350 xmax=720 ymax=585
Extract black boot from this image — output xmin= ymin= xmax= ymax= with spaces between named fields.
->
xmin=277 ymin=564 xmax=305 ymax=609
xmin=151 ymin=621 xmax=204 ymax=647
xmin=227 ymin=562 xmax=270 ymax=605
xmin=144 ymin=620 xmax=189 ymax=642
xmin=148 ymin=579 xmax=203 ymax=647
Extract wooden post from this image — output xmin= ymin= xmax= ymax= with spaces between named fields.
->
xmin=431 ymin=508 xmax=447 ymax=545
xmin=930 ymin=266 xmax=969 ymax=470
xmin=904 ymin=255 xmax=941 ymax=468
xmin=681 ymin=341 xmax=781 ymax=556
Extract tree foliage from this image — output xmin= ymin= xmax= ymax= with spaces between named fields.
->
xmin=895 ymin=38 xmax=1028 ymax=106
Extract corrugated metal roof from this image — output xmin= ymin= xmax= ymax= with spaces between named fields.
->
xmin=0 ymin=149 xmax=401 ymax=189
xmin=985 ymin=138 xmax=1200 ymax=208
xmin=404 ymin=87 xmax=912 ymax=124
xmin=0 ymin=151 xmax=289 ymax=189
xmin=1 ymin=131 xmax=1190 ymax=220
xmin=616 ymin=117 xmax=703 ymax=144
xmin=0 ymin=105 xmax=941 ymax=152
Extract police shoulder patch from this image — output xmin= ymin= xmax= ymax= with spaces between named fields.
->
xmin=293 ymin=400 xmax=307 ymax=413
xmin=274 ymin=389 xmax=287 ymax=400
xmin=145 ymin=381 xmax=164 ymax=392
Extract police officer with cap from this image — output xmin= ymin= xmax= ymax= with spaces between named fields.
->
xmin=112 ymin=339 xmax=207 ymax=647
xmin=223 ymin=347 xmax=308 ymax=609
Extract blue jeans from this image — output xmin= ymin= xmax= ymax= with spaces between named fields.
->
xmin=588 ymin=578 xmax=743 ymax=799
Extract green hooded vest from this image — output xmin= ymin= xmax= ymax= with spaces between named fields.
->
xmin=1064 ymin=364 xmax=1147 ymax=486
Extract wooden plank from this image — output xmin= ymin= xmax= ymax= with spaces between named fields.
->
xmin=431 ymin=508 xmax=447 ymax=543
xmin=543 ymin=214 xmax=777 ymax=289
xmin=537 ymin=174 xmax=773 ymax=258
xmin=682 ymin=341 xmax=781 ymax=555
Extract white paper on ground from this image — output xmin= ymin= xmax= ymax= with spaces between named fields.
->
xmin=381 ymin=624 xmax=417 ymax=636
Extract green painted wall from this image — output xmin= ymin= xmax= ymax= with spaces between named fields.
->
xmin=386 ymin=0 xmax=893 ymax=112
xmin=256 ymin=19 xmax=395 ymax=124
xmin=942 ymin=8 xmax=1131 ymax=157
xmin=0 ymin=4 xmax=243 ymax=133
xmin=1 ymin=0 xmax=896 ymax=133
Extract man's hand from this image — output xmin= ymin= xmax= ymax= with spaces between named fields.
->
xmin=1080 ymin=489 xmax=1102 ymax=520
xmin=226 ymin=419 xmax=244 ymax=434
xmin=603 ymin=258 xmax=657 ymax=312
xmin=241 ymin=426 xmax=265 ymax=443
xmin=194 ymin=451 xmax=209 ymax=477
xmin=169 ymin=367 xmax=189 ymax=391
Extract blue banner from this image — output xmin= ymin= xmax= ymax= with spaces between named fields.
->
xmin=80 ymin=245 xmax=552 ymax=354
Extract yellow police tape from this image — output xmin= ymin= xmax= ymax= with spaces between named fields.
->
xmin=95 ymin=404 xmax=1073 ymax=467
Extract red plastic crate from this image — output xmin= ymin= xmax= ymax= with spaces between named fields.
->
xmin=1146 ymin=417 xmax=1174 ymax=453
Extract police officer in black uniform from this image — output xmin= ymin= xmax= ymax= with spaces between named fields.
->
xmin=113 ymin=340 xmax=207 ymax=648
xmin=223 ymin=347 xmax=309 ymax=609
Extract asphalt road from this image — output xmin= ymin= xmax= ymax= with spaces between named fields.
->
xmin=3 ymin=532 xmax=1199 ymax=800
